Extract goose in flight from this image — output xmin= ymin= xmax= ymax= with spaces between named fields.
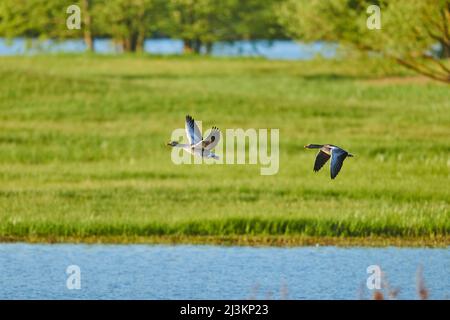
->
xmin=304 ymin=144 xmax=354 ymax=179
xmin=167 ymin=115 xmax=221 ymax=159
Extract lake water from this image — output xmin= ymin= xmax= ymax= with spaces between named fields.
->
xmin=0 ymin=38 xmax=337 ymax=60
xmin=0 ymin=244 xmax=448 ymax=300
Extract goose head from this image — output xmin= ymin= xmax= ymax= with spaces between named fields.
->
xmin=167 ymin=141 xmax=179 ymax=147
xmin=304 ymin=144 xmax=323 ymax=149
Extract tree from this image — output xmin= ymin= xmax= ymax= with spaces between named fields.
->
xmin=81 ymin=0 xmax=94 ymax=52
xmin=93 ymin=0 xmax=166 ymax=53
xmin=0 ymin=0 xmax=288 ymax=55
xmin=277 ymin=0 xmax=450 ymax=83
xmin=0 ymin=0 xmax=92 ymax=51
xmin=0 ymin=0 xmax=78 ymax=38
xmin=162 ymin=0 xmax=286 ymax=54
xmin=162 ymin=0 xmax=223 ymax=53
xmin=225 ymin=0 xmax=287 ymax=42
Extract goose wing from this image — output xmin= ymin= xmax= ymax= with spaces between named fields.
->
xmin=198 ymin=127 xmax=220 ymax=150
xmin=314 ymin=150 xmax=330 ymax=172
xmin=185 ymin=115 xmax=202 ymax=145
xmin=330 ymin=147 xmax=348 ymax=179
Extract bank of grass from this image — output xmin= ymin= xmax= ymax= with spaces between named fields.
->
xmin=1 ymin=234 xmax=448 ymax=247
xmin=0 ymin=54 xmax=448 ymax=246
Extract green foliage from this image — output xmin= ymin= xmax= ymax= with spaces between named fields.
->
xmin=0 ymin=0 xmax=286 ymax=53
xmin=163 ymin=0 xmax=284 ymax=53
xmin=0 ymin=55 xmax=448 ymax=243
xmin=0 ymin=0 xmax=81 ymax=40
xmin=277 ymin=0 xmax=450 ymax=82
xmin=277 ymin=0 xmax=439 ymax=51
xmin=92 ymin=0 xmax=166 ymax=52
xmin=160 ymin=0 xmax=224 ymax=52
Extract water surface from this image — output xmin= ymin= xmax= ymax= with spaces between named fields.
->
xmin=0 ymin=38 xmax=337 ymax=60
xmin=0 ymin=244 xmax=448 ymax=299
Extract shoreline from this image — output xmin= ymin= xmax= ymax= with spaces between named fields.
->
xmin=1 ymin=235 xmax=448 ymax=247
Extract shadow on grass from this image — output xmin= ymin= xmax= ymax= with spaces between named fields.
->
xmin=300 ymin=73 xmax=362 ymax=81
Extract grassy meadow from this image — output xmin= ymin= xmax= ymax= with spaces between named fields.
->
xmin=0 ymin=55 xmax=448 ymax=246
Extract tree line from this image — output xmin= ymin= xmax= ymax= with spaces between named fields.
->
xmin=0 ymin=0 xmax=448 ymax=82
xmin=0 ymin=0 xmax=286 ymax=53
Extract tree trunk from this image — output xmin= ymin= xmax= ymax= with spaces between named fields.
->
xmin=136 ymin=32 xmax=145 ymax=53
xmin=193 ymin=39 xmax=202 ymax=54
xmin=205 ymin=42 xmax=213 ymax=54
xmin=130 ymin=33 xmax=139 ymax=52
xmin=183 ymin=39 xmax=202 ymax=54
xmin=439 ymin=40 xmax=450 ymax=58
xmin=123 ymin=33 xmax=139 ymax=52
xmin=81 ymin=0 xmax=93 ymax=52
xmin=135 ymin=1 xmax=146 ymax=53
xmin=183 ymin=40 xmax=194 ymax=53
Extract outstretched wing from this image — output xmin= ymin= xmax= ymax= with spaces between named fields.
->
xmin=314 ymin=150 xmax=330 ymax=172
xmin=199 ymin=127 xmax=220 ymax=150
xmin=330 ymin=148 xmax=348 ymax=179
xmin=185 ymin=115 xmax=202 ymax=145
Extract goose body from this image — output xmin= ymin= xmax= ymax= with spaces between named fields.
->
xmin=304 ymin=144 xmax=354 ymax=179
xmin=168 ymin=115 xmax=221 ymax=160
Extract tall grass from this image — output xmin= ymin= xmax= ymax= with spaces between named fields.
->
xmin=0 ymin=55 xmax=448 ymax=244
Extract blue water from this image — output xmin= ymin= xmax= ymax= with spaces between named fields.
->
xmin=0 ymin=38 xmax=337 ymax=60
xmin=0 ymin=244 xmax=448 ymax=300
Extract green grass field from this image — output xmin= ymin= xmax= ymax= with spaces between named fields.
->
xmin=0 ymin=55 xmax=448 ymax=246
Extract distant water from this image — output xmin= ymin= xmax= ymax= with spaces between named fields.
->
xmin=0 ymin=244 xmax=448 ymax=299
xmin=0 ymin=38 xmax=337 ymax=60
